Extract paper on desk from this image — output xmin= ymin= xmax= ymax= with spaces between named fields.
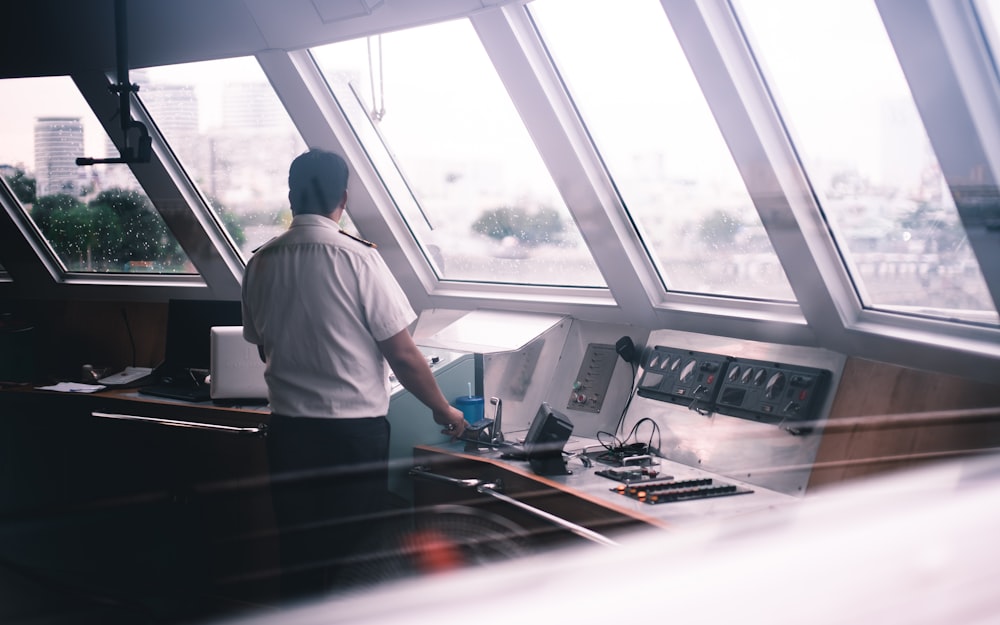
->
xmin=36 ymin=382 xmax=106 ymax=393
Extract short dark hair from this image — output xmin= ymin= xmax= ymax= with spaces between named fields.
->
xmin=288 ymin=149 xmax=349 ymax=216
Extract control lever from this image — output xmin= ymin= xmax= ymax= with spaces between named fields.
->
xmin=489 ymin=396 xmax=504 ymax=445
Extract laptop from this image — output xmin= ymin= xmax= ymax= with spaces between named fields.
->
xmin=139 ymin=299 xmax=242 ymax=402
xmin=209 ymin=326 xmax=268 ymax=404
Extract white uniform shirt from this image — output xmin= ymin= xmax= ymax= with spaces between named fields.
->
xmin=242 ymin=214 xmax=416 ymax=418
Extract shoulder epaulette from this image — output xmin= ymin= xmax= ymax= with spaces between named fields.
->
xmin=340 ymin=230 xmax=377 ymax=248
xmin=251 ymin=236 xmax=278 ymax=254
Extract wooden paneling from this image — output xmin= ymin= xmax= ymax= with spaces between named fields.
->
xmin=809 ymin=357 xmax=1000 ymax=490
xmin=5 ymin=299 xmax=167 ymax=381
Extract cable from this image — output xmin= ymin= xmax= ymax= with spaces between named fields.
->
xmin=120 ymin=307 xmax=136 ymax=367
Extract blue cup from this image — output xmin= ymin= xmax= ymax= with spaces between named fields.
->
xmin=454 ymin=395 xmax=484 ymax=424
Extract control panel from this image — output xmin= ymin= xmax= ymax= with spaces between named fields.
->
xmin=565 ymin=343 xmax=618 ymax=414
xmin=714 ymin=357 xmax=830 ymax=431
xmin=636 ymin=346 xmax=728 ymax=411
xmin=636 ymin=345 xmax=832 ymax=433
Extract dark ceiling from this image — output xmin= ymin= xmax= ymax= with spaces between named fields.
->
xmin=0 ymin=0 xmax=266 ymax=79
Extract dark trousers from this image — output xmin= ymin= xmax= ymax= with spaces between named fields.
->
xmin=265 ymin=415 xmax=391 ymax=601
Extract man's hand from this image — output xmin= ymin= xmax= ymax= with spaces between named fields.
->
xmin=435 ymin=406 xmax=467 ymax=441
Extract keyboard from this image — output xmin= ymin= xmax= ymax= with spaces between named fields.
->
xmin=139 ymin=383 xmax=211 ymax=402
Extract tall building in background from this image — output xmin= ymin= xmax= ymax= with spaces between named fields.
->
xmin=34 ymin=116 xmax=85 ymax=196
xmin=222 ymin=81 xmax=284 ymax=130
xmin=208 ymin=81 xmax=304 ymax=212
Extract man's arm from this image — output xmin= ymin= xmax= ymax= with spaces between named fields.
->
xmin=378 ymin=328 xmax=467 ymax=438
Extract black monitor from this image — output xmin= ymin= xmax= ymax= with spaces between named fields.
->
xmin=159 ymin=299 xmax=242 ymax=377
xmin=524 ymin=402 xmax=574 ymax=475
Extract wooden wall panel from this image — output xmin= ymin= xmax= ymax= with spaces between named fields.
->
xmin=809 ymin=357 xmax=1000 ymax=491
xmin=3 ymin=299 xmax=167 ymax=382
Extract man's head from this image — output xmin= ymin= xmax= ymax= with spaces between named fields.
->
xmin=288 ymin=149 xmax=349 ymax=216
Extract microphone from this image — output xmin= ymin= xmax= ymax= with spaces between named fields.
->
xmin=615 ymin=336 xmax=637 ymax=364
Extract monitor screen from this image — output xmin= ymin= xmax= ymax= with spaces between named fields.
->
xmin=522 ymin=402 xmax=574 ymax=475
xmin=162 ymin=299 xmax=242 ymax=374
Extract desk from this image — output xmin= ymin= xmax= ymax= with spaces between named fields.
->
xmin=0 ymin=386 xmax=278 ymax=621
xmin=410 ymin=437 xmax=799 ymax=548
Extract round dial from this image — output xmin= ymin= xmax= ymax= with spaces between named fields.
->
xmin=753 ymin=368 xmax=767 ymax=386
xmin=680 ymin=358 xmax=697 ymax=383
xmin=765 ymin=371 xmax=786 ymax=399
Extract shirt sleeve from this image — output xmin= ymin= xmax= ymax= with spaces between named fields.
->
xmin=356 ymin=251 xmax=417 ymax=342
xmin=241 ymin=258 xmax=261 ymax=345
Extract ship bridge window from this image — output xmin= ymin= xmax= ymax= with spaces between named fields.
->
xmin=311 ymin=18 xmax=607 ymax=288
xmin=529 ymin=0 xmax=795 ymax=301
xmin=136 ymin=58 xmax=307 ymax=260
xmin=976 ymin=0 xmax=1000 ymax=67
xmin=732 ymin=0 xmax=999 ymax=327
xmin=0 ymin=76 xmax=194 ymax=275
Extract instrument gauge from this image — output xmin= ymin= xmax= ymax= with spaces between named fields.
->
xmin=765 ymin=371 xmax=786 ymax=399
xmin=679 ymin=358 xmax=697 ymax=383
xmin=753 ymin=368 xmax=767 ymax=386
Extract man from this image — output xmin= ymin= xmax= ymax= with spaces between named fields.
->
xmin=242 ymin=148 xmax=466 ymax=600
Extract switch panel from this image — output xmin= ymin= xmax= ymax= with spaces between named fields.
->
xmin=714 ymin=358 xmax=830 ymax=431
xmin=636 ymin=346 xmax=727 ymax=409
xmin=566 ymin=343 xmax=618 ymax=413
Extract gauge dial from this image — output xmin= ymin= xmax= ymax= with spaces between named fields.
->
xmin=679 ymin=358 xmax=697 ymax=383
xmin=765 ymin=371 xmax=786 ymax=399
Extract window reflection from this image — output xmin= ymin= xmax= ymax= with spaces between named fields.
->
xmin=0 ymin=76 xmax=193 ymax=274
xmin=312 ymin=20 xmax=607 ymax=288
xmin=530 ymin=0 xmax=795 ymax=301
xmin=733 ymin=0 xmax=998 ymax=326
xmin=135 ymin=61 xmax=307 ymax=260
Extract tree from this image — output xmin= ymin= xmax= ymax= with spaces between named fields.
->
xmin=31 ymin=194 xmax=122 ymax=270
xmin=697 ymin=210 xmax=740 ymax=247
xmin=90 ymin=188 xmax=180 ymax=266
xmin=471 ymin=206 xmax=565 ymax=247
xmin=3 ymin=168 xmax=36 ymax=204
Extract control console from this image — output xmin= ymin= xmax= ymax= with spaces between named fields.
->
xmin=636 ymin=345 xmax=831 ymax=433
xmin=715 ymin=357 xmax=830 ymax=432
xmin=636 ymin=346 xmax=728 ymax=411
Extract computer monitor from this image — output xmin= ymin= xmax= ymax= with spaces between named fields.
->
xmin=158 ymin=299 xmax=242 ymax=377
xmin=524 ymin=402 xmax=574 ymax=475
